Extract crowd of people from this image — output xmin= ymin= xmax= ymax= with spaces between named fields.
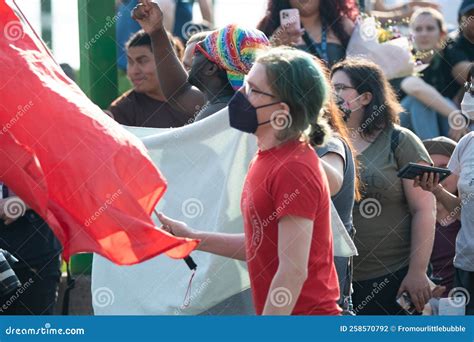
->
xmin=1 ymin=0 xmax=473 ymax=316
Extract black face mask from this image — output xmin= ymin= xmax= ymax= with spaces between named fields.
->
xmin=228 ymin=91 xmax=280 ymax=133
xmin=335 ymin=94 xmax=352 ymax=122
xmin=187 ymin=52 xmax=208 ymax=89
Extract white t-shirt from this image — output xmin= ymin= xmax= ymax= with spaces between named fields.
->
xmin=448 ymin=132 xmax=474 ymax=272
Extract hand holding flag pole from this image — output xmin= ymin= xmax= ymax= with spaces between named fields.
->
xmin=153 ymin=209 xmax=197 ymax=271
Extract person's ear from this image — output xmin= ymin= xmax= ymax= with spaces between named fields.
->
xmin=439 ymin=30 xmax=447 ymax=44
xmin=279 ymin=102 xmax=290 ymax=115
xmin=360 ymin=92 xmax=373 ymax=106
xmin=269 ymin=102 xmax=291 ymax=125
xmin=204 ymin=62 xmax=220 ymax=77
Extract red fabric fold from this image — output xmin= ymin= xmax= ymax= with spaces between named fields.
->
xmin=0 ymin=0 xmax=198 ymax=265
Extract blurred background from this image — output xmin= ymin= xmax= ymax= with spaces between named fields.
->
xmin=16 ymin=0 xmax=269 ymax=69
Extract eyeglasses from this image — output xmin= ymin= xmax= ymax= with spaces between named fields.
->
xmin=464 ymin=81 xmax=474 ymax=94
xmin=333 ymin=84 xmax=356 ymax=93
xmin=243 ymin=82 xmax=275 ymax=98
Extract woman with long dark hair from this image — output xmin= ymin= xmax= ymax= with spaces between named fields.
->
xmin=331 ymin=58 xmax=436 ymax=315
xmin=257 ymin=0 xmax=358 ymax=66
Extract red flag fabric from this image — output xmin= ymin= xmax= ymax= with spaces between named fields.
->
xmin=0 ymin=0 xmax=198 ymax=265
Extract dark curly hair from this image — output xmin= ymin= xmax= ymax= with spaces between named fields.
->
xmin=257 ymin=0 xmax=359 ymax=48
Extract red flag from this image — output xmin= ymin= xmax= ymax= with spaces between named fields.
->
xmin=0 ymin=0 xmax=198 ymax=265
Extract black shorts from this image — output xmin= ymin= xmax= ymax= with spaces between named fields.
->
xmin=454 ymin=267 xmax=474 ymax=316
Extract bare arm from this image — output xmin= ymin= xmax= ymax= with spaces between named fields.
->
xmin=262 ymin=215 xmax=312 ymax=315
xmin=414 ymin=172 xmax=462 ymax=220
xmin=401 ymin=76 xmax=458 ymax=117
xmin=452 ymin=61 xmax=471 ymax=85
xmin=133 ymin=0 xmax=205 ymax=114
xmin=403 ymin=175 xmax=436 ymax=275
xmin=197 ymin=0 xmax=213 ymax=24
xmin=370 ymin=10 xmax=407 ymax=24
xmin=157 ymin=212 xmax=246 ymax=261
xmin=191 ymin=230 xmax=246 ymax=261
xmin=371 ymin=1 xmax=439 ymax=24
xmin=398 ymin=165 xmax=436 ymax=312
xmin=320 ymin=153 xmax=344 ymax=196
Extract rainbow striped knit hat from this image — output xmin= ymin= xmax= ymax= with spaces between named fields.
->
xmin=195 ymin=24 xmax=270 ymax=90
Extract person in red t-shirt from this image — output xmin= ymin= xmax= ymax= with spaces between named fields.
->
xmin=158 ymin=47 xmax=341 ymax=315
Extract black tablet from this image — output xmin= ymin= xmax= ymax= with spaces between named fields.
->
xmin=397 ymin=162 xmax=451 ymax=182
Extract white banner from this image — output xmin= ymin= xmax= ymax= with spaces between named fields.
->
xmin=92 ymin=108 xmax=357 ymax=315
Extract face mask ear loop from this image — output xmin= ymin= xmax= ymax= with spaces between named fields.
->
xmin=254 ymin=101 xmax=283 ymax=127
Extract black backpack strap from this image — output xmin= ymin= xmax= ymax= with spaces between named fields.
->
xmin=391 ymin=127 xmax=401 ymax=155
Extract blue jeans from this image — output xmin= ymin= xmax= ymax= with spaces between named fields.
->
xmin=401 ymin=96 xmax=451 ymax=140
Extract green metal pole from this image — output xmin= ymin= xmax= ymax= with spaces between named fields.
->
xmin=40 ymin=0 xmax=52 ymax=48
xmin=78 ymin=0 xmax=118 ymax=109
xmin=74 ymin=0 xmax=118 ymax=275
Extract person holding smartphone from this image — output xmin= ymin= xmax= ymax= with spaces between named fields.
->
xmin=257 ymin=0 xmax=358 ymax=67
xmin=414 ymin=74 xmax=474 ymax=315
xmin=331 ymin=58 xmax=436 ymax=315
xmin=157 ymin=47 xmax=341 ymax=315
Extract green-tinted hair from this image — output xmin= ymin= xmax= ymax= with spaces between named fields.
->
xmin=256 ymin=47 xmax=330 ymax=143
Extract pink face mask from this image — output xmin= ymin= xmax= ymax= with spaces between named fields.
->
xmin=336 ymin=93 xmax=364 ymax=121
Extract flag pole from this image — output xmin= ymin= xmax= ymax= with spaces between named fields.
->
xmin=153 ymin=210 xmax=197 ymax=271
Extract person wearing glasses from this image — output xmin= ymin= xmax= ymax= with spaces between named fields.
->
xmin=331 ymin=58 xmax=436 ymax=315
xmin=157 ymin=47 xmax=341 ymax=315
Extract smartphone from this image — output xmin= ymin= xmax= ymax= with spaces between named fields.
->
xmin=397 ymin=162 xmax=451 ymax=182
xmin=396 ymin=291 xmax=417 ymax=315
xmin=279 ymin=8 xmax=303 ymax=45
